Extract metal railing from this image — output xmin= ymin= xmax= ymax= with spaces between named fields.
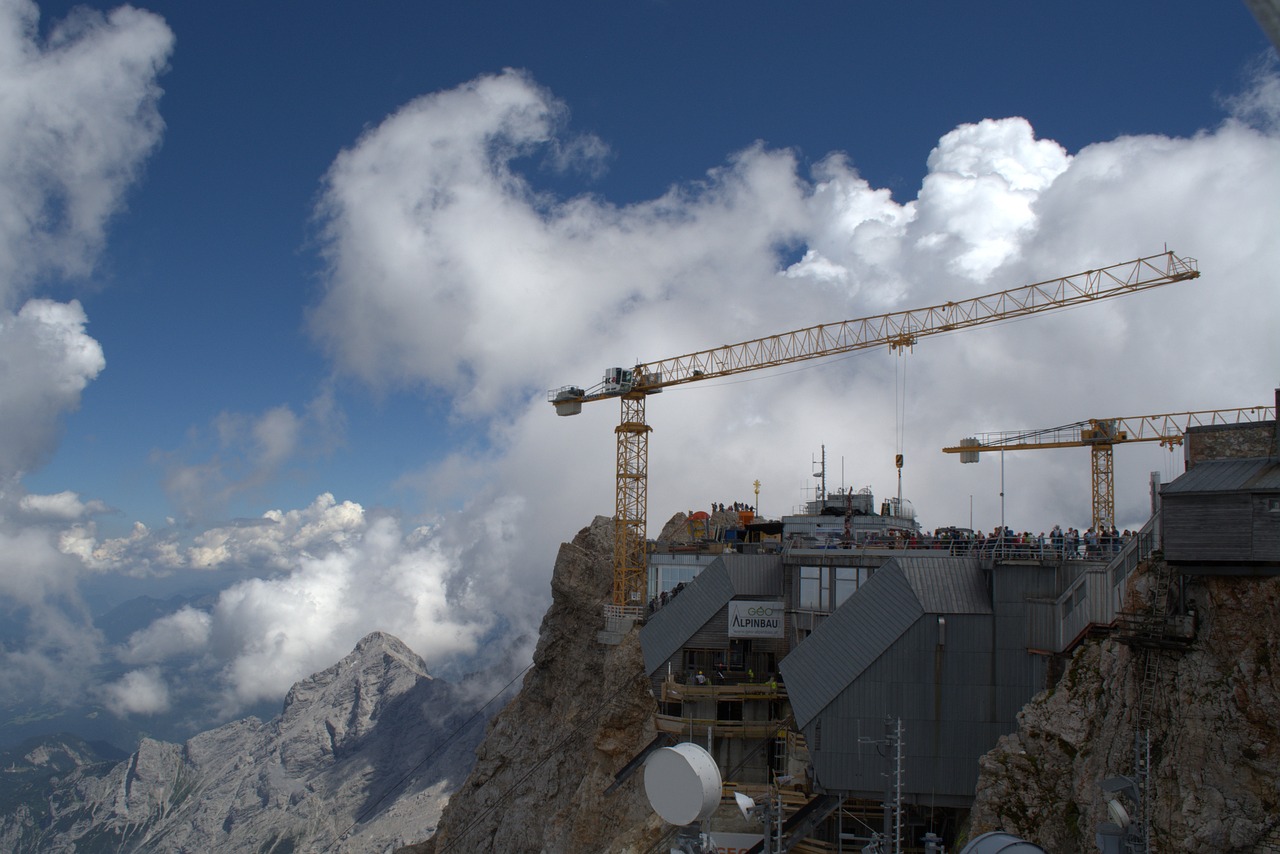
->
xmin=782 ymin=531 xmax=1138 ymax=559
xmin=1026 ymin=514 xmax=1162 ymax=653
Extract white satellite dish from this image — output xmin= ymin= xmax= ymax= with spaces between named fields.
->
xmin=644 ymin=743 xmax=723 ymax=826
xmin=1106 ymin=798 xmax=1131 ymax=829
xmin=734 ymin=790 xmax=757 ymax=820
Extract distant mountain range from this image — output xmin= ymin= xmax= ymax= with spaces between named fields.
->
xmin=0 ymin=592 xmax=238 ymax=752
xmin=0 ymin=632 xmax=500 ymax=853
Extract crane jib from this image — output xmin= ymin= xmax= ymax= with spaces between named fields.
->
xmin=548 ymin=250 xmax=1200 ymax=407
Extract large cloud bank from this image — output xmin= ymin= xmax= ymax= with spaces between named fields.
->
xmin=309 ymin=68 xmax=1279 ymax=549
xmin=2 ymin=20 xmax=1278 ymax=729
xmin=0 ymin=0 xmax=171 ymax=709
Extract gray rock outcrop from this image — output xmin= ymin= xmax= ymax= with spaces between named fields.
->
xmin=970 ymin=565 xmax=1280 ymax=852
xmin=402 ymin=515 xmax=666 ymax=854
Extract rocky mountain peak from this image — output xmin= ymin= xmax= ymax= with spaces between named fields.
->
xmin=354 ymin=629 xmax=430 ymax=667
xmin=1 ymin=631 xmax=489 ymax=853
xmin=278 ymin=629 xmax=433 ymax=764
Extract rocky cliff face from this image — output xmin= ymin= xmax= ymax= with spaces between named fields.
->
xmin=401 ymin=515 xmax=666 ymax=854
xmin=970 ymin=563 xmax=1280 ymax=853
xmin=0 ymin=631 xmax=489 ymax=853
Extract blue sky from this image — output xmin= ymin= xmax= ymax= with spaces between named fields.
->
xmin=2 ymin=0 xmax=1278 ymax=732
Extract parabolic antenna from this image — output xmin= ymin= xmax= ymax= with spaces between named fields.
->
xmin=643 ymin=742 xmax=723 ymax=826
xmin=957 ymin=831 xmax=1047 ymax=853
xmin=1106 ymin=798 xmax=1131 ymax=829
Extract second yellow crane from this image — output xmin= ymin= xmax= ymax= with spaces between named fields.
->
xmin=942 ymin=406 xmax=1277 ymax=532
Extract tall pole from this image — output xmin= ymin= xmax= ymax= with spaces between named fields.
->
xmin=820 ymin=444 xmax=827 ymax=501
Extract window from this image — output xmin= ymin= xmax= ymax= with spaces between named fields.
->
xmin=654 ymin=563 xmax=698 ymax=595
xmin=834 ymin=566 xmax=866 ymax=606
xmin=799 ymin=565 xmax=829 ymax=610
xmin=1269 ymin=498 xmax=1280 ymax=512
xmin=717 ymin=700 xmax=743 ymax=721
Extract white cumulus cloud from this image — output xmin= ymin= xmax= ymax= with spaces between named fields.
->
xmin=101 ymin=666 xmax=171 ymax=716
xmin=0 ymin=300 xmax=105 ymax=477
xmin=119 ymin=607 xmax=212 ymax=664
xmin=154 ymin=391 xmax=346 ymax=521
xmin=0 ymin=0 xmax=172 ymax=304
xmin=18 ymin=489 xmax=106 ymax=521
xmin=205 ymin=510 xmax=499 ymax=709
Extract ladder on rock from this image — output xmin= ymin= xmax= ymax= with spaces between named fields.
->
xmin=1128 ymin=556 xmax=1176 ymax=854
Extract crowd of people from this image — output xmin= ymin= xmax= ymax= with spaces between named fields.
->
xmin=789 ymin=524 xmax=1139 ymax=558
xmin=709 ymin=501 xmax=755 ymax=514
xmin=920 ymin=525 xmax=1136 ymax=559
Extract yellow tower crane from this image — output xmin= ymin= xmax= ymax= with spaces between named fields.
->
xmin=549 ymin=250 xmax=1200 ymax=617
xmin=942 ymin=405 xmax=1276 ymax=533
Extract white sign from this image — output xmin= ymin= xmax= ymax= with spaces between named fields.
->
xmin=728 ymin=600 xmax=784 ymax=638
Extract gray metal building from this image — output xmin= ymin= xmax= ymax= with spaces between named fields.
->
xmin=779 ymin=556 xmax=1052 ymax=806
xmin=639 ymin=543 xmax=1061 ymax=810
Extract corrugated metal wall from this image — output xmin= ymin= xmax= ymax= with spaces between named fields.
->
xmin=781 ymin=565 xmax=923 ymax=729
xmin=796 ymin=561 xmax=1050 ymax=804
xmin=1255 ymin=495 xmax=1280 ymax=557
xmin=1164 ymin=494 xmax=1253 ymax=562
xmin=807 ymin=614 xmax=1012 ymax=804
xmin=725 ymin=554 xmax=784 ymax=596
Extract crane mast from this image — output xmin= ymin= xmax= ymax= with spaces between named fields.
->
xmin=943 ymin=405 xmax=1276 ymax=532
xmin=549 ymin=250 xmax=1200 ymax=616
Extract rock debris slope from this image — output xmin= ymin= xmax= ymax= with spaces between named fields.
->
xmin=970 ymin=563 xmax=1280 ymax=853
xmin=0 ymin=631 xmax=488 ymax=853
xmin=401 ymin=515 xmax=666 ymax=854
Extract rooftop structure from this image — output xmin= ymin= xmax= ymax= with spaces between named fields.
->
xmin=1161 ymin=392 xmax=1280 ymax=574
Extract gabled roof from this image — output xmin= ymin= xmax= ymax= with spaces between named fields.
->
xmin=895 ymin=556 xmax=991 ymax=614
xmin=640 ymin=554 xmax=782 ymax=675
xmin=780 ymin=557 xmax=988 ymax=729
xmin=1162 ymin=457 xmax=1280 ymax=494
